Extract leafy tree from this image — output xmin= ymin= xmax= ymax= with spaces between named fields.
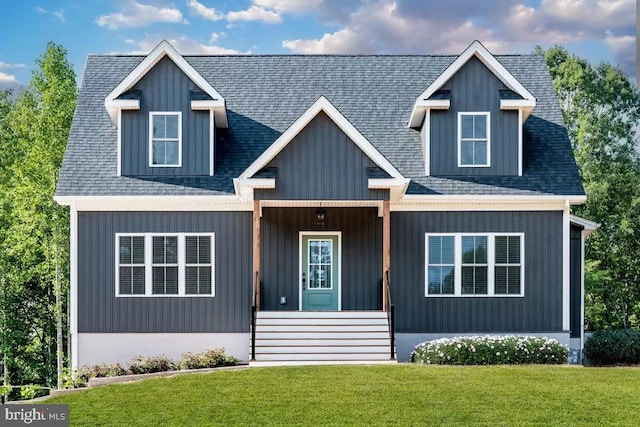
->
xmin=540 ymin=46 xmax=640 ymax=329
xmin=0 ymin=42 xmax=76 ymax=395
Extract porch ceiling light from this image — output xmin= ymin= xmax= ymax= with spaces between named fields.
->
xmin=315 ymin=208 xmax=327 ymax=226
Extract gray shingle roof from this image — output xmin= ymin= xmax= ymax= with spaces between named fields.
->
xmin=56 ymin=53 xmax=584 ymax=197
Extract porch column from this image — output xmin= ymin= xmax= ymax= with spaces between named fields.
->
xmin=382 ymin=200 xmax=390 ymax=311
xmin=253 ymin=200 xmax=260 ymax=310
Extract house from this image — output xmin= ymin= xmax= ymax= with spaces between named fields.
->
xmin=55 ymin=40 xmax=596 ymax=368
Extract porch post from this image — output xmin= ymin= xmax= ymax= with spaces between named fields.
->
xmin=253 ymin=200 xmax=261 ymax=311
xmin=382 ymin=200 xmax=390 ymax=311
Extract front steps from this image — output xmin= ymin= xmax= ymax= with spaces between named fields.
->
xmin=250 ymin=311 xmax=396 ymax=367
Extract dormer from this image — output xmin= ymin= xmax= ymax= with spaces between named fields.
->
xmin=409 ymin=41 xmax=536 ymax=177
xmin=105 ymin=40 xmax=227 ymax=177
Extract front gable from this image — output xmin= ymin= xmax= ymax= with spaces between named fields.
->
xmin=120 ymin=56 xmax=211 ymax=177
xmin=411 ymin=41 xmax=537 ymax=178
xmin=253 ymin=111 xmax=390 ymax=201
xmin=107 ymin=40 xmax=226 ymax=177
xmin=236 ymin=96 xmax=408 ymax=202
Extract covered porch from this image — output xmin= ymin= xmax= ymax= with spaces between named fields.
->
xmin=250 ymin=201 xmax=396 ymax=365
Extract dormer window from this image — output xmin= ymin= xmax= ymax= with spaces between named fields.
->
xmin=458 ymin=112 xmax=490 ymax=167
xmin=150 ymin=112 xmax=181 ymax=167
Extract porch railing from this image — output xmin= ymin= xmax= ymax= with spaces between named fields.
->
xmin=251 ymin=271 xmax=259 ymax=361
xmin=384 ymin=270 xmax=396 ymax=360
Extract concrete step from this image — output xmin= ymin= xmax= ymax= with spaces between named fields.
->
xmin=255 ymin=352 xmax=393 ymax=361
xmin=255 ymin=324 xmax=389 ymax=333
xmin=254 ymin=331 xmax=390 ymax=340
xmin=256 ymin=345 xmax=390 ymax=354
xmin=256 ymin=317 xmax=389 ymax=326
xmin=255 ymin=338 xmax=391 ymax=347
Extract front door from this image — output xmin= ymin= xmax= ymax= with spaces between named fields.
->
xmin=301 ymin=233 xmax=340 ymax=310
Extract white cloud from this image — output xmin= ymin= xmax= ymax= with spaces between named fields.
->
xmin=0 ymin=72 xmax=18 ymax=83
xmin=283 ymin=1 xmax=503 ymax=54
xmin=604 ymin=33 xmax=636 ymax=77
xmin=123 ymin=35 xmax=244 ymax=55
xmin=96 ymin=1 xmax=186 ymax=30
xmin=253 ymin=0 xmax=322 ymax=14
xmin=36 ymin=6 xmax=65 ymax=23
xmin=209 ymin=32 xmax=225 ymax=44
xmin=0 ymin=62 xmax=25 ymax=69
xmin=187 ymin=0 xmax=223 ymax=21
xmin=227 ymin=6 xmax=282 ymax=24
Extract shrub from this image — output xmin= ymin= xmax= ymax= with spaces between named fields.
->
xmin=77 ymin=363 xmax=127 ymax=385
xmin=128 ymin=355 xmax=176 ymax=375
xmin=584 ymin=329 xmax=640 ymax=366
xmin=411 ymin=335 xmax=568 ymax=365
xmin=178 ymin=348 xmax=239 ymax=370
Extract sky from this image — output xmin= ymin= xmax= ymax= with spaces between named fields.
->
xmin=0 ymin=0 xmax=636 ymax=92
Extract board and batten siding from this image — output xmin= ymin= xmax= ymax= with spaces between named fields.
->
xmin=260 ymin=207 xmax=383 ymax=311
xmin=254 ymin=112 xmax=389 ymax=201
xmin=120 ymin=56 xmax=211 ymax=176
xmin=569 ymin=223 xmax=583 ymax=339
xmin=77 ymin=211 xmax=251 ymax=333
xmin=429 ymin=56 xmax=519 ymax=176
xmin=391 ymin=211 xmax=563 ymax=333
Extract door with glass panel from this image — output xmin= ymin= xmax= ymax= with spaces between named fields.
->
xmin=301 ymin=234 xmax=340 ymax=311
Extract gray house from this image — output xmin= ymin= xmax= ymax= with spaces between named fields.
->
xmin=55 ymin=40 xmax=596 ymax=368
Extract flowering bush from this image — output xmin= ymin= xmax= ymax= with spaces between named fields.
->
xmin=411 ymin=335 xmax=568 ymax=365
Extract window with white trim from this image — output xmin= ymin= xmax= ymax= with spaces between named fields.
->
xmin=458 ymin=112 xmax=490 ymax=167
xmin=118 ymin=236 xmax=146 ymax=295
xmin=461 ymin=236 xmax=488 ymax=295
xmin=185 ymin=236 xmax=213 ymax=295
xmin=150 ymin=112 xmax=181 ymax=166
xmin=495 ymin=235 xmax=522 ymax=295
xmin=425 ymin=233 xmax=524 ymax=297
xmin=427 ymin=236 xmax=455 ymax=295
xmin=116 ymin=233 xmax=214 ymax=297
xmin=152 ymin=236 xmax=179 ymax=295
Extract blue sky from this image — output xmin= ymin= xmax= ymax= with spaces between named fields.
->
xmin=0 ymin=0 xmax=636 ymax=91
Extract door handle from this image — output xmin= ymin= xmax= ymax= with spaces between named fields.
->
xmin=302 ymin=272 xmax=306 ymax=290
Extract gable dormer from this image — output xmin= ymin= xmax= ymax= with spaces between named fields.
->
xmin=410 ymin=41 xmax=536 ymax=177
xmin=105 ymin=40 xmax=227 ymax=177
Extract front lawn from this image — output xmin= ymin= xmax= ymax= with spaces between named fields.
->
xmin=49 ymin=365 xmax=640 ymax=426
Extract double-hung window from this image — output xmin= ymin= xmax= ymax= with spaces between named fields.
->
xmin=458 ymin=112 xmax=490 ymax=167
xmin=150 ymin=112 xmax=181 ymax=167
xmin=116 ymin=233 xmax=215 ymax=297
xmin=425 ymin=233 xmax=523 ymax=297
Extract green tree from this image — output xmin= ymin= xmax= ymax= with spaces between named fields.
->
xmin=540 ymin=46 xmax=640 ymax=329
xmin=0 ymin=42 xmax=76 ymax=395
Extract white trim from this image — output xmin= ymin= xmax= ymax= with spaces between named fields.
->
xmin=299 ymin=231 xmax=342 ymax=311
xmin=191 ymin=100 xmax=225 ymax=110
xmin=115 ymin=233 xmax=216 ymax=297
xmin=518 ymin=109 xmax=523 ymax=176
xmin=423 ymin=109 xmax=430 ymax=176
xmin=562 ymin=203 xmax=570 ymax=330
xmin=570 ymin=214 xmax=598 ymax=234
xmin=500 ymin=99 xmax=537 ymax=110
xmin=106 ymin=99 xmax=140 ymax=110
xmin=400 ymin=194 xmax=587 ymax=203
xmin=425 ymin=232 xmax=525 ymax=298
xmin=104 ymin=40 xmax=227 ymax=127
xmin=368 ymin=178 xmax=404 ymax=189
xmin=116 ymin=110 xmax=122 ymax=176
xmin=70 ymin=204 xmax=78 ymax=370
xmin=409 ymin=40 xmax=536 ymax=128
xmin=415 ymin=99 xmax=450 ymax=109
xmin=457 ymin=112 xmax=491 ymax=168
xmin=238 ymin=96 xmax=406 ymax=195
xmin=209 ymin=110 xmax=214 ymax=176
xmin=237 ymin=178 xmax=276 ymax=189
xmin=580 ymin=230 xmax=585 ymax=352
xmin=149 ymin=111 xmax=182 ymax=168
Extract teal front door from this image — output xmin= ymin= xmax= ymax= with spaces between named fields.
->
xmin=301 ymin=234 xmax=340 ymax=311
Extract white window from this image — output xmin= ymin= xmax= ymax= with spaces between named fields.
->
xmin=458 ymin=112 xmax=490 ymax=167
xmin=425 ymin=233 xmax=524 ymax=297
xmin=116 ymin=233 xmax=215 ymax=297
xmin=150 ymin=112 xmax=181 ymax=167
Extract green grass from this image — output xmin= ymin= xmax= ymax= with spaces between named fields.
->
xmin=48 ymin=365 xmax=640 ymax=426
